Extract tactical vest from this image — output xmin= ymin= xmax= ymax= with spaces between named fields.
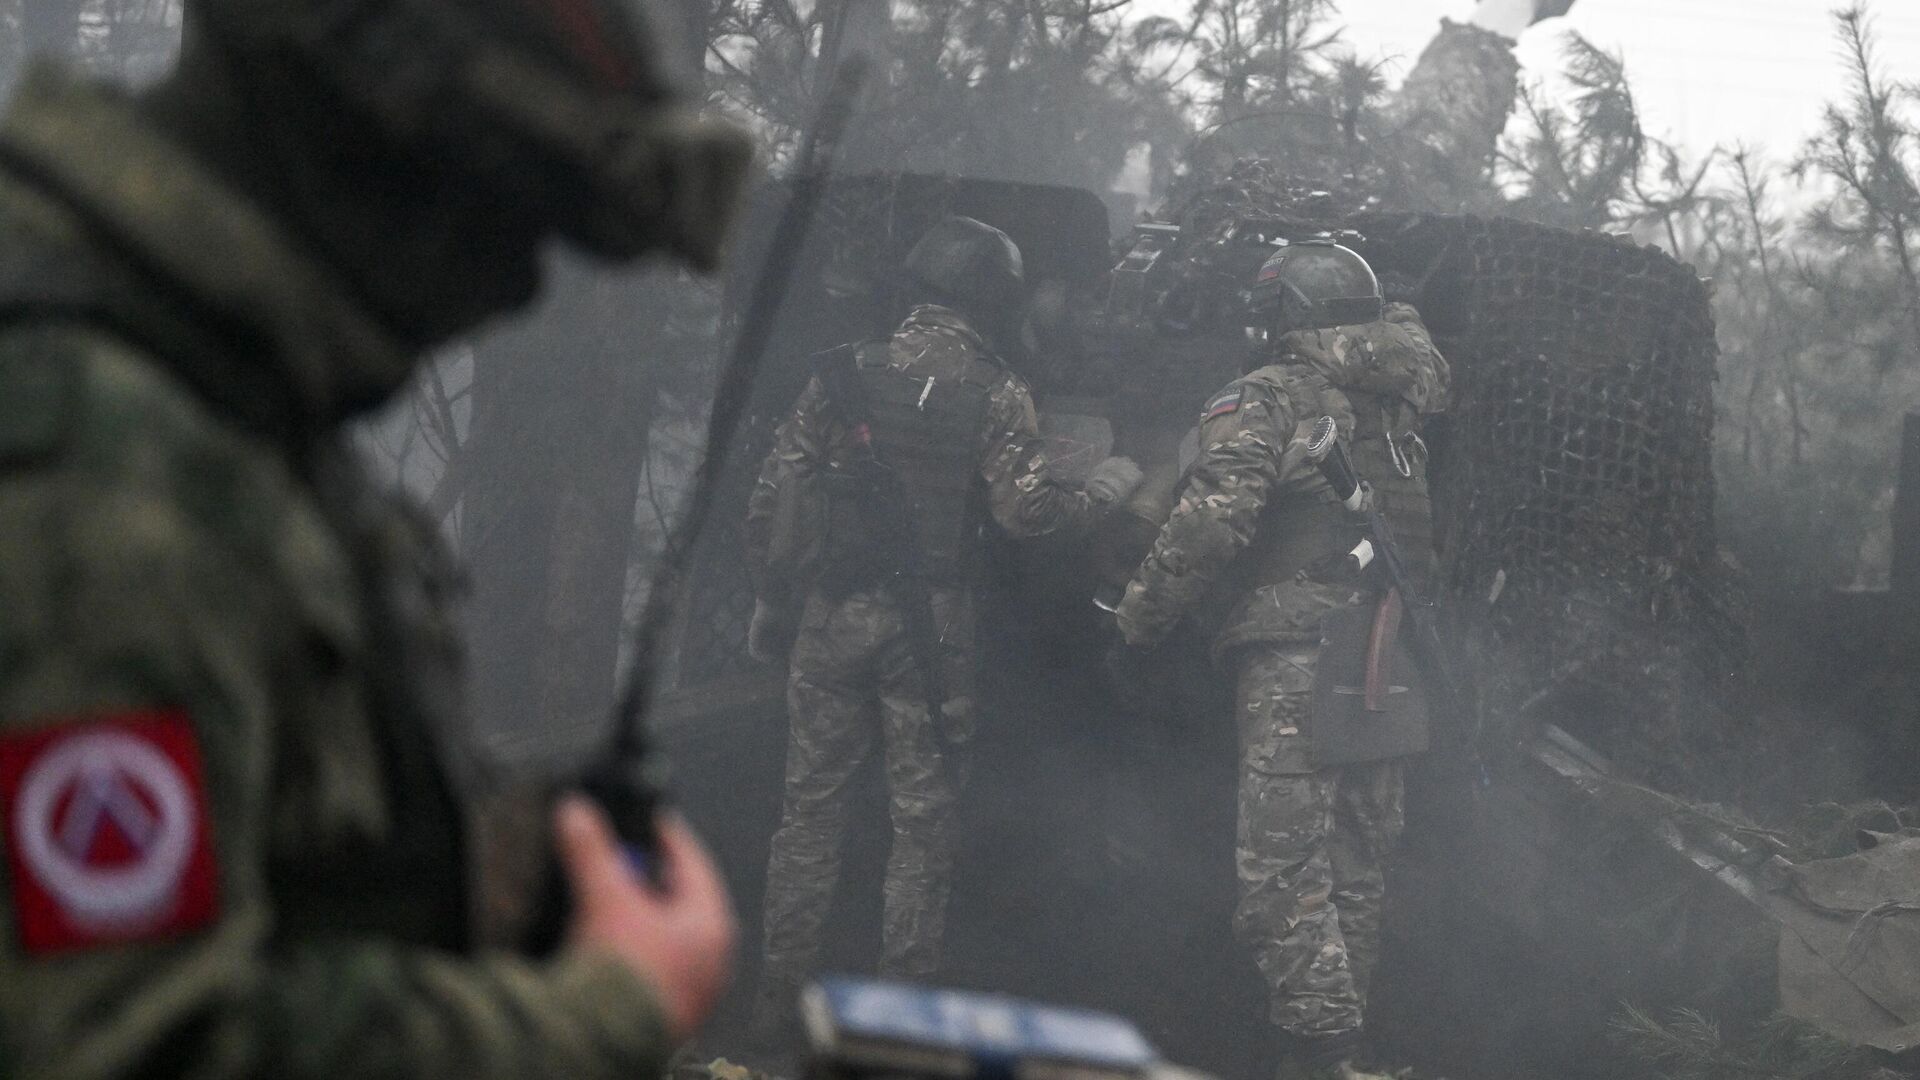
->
xmin=819 ymin=342 xmax=999 ymax=589
xmin=1244 ymin=390 xmax=1436 ymax=591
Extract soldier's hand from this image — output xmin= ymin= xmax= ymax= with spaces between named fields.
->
xmin=1086 ymin=455 xmax=1146 ymax=505
xmin=557 ymin=797 xmax=737 ymax=1042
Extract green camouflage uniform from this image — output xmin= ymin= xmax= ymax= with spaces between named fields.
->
xmin=0 ymin=69 xmax=670 ymax=1080
xmin=745 ymin=306 xmax=1106 ymax=1019
xmin=1115 ymin=303 xmax=1447 ymax=1047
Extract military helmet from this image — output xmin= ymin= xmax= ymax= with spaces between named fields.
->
xmin=192 ymin=0 xmax=752 ymax=270
xmin=1248 ymin=241 xmax=1383 ymax=332
xmin=904 ymin=216 xmax=1027 ymax=314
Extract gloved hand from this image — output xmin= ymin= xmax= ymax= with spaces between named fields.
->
xmin=1086 ymin=455 xmax=1145 ymax=505
xmin=747 ymin=599 xmax=789 ymax=664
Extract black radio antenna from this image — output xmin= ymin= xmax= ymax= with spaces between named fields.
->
xmin=610 ymin=57 xmax=869 ymax=758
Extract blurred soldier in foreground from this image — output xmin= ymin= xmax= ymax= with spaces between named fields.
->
xmin=1112 ymin=243 xmax=1449 ymax=1080
xmin=743 ymin=216 xmax=1144 ymax=1039
xmin=0 ymin=1 xmax=749 ymax=1076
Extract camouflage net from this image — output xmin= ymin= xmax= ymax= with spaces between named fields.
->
xmin=1348 ymin=212 xmax=1747 ymax=768
xmin=1158 ymin=158 xmax=1382 ymax=244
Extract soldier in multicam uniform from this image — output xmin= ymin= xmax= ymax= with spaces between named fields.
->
xmin=0 ymin=1 xmax=750 ymax=1076
xmin=1113 ymin=243 xmax=1450 ymax=1080
xmin=743 ymin=216 xmax=1145 ymax=1037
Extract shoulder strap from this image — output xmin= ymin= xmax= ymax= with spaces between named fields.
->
xmin=961 ymin=352 xmax=1005 ymax=391
xmin=0 ymin=154 xmax=311 ymax=449
xmin=0 ymin=244 xmax=119 ymax=466
xmin=0 ymin=144 xmax=210 ymax=353
xmin=0 ymin=238 xmax=309 ymax=451
xmin=809 ymin=342 xmax=873 ymax=435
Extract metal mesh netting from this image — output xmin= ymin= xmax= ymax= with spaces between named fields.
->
xmin=1349 ymin=213 xmax=1744 ymax=743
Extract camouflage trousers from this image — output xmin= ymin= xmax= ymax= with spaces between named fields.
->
xmin=1233 ymin=641 xmax=1406 ymax=1042
xmin=755 ymin=584 xmax=975 ymax=1027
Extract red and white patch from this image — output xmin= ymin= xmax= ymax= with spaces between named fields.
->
xmin=0 ymin=710 xmax=218 ymax=954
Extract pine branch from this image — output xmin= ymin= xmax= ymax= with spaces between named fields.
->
xmin=1614 ymin=1006 xmax=1905 ymax=1080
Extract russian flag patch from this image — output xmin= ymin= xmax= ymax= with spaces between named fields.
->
xmin=1204 ymin=388 xmax=1244 ymax=420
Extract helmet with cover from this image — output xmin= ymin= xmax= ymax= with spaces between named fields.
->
xmin=903 ymin=215 xmax=1027 ymax=319
xmin=191 ymin=0 xmax=752 ymax=269
xmin=1248 ymin=240 xmax=1383 ymax=333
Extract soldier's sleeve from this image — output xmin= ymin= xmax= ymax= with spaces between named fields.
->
xmin=1269 ymin=374 xmax=1353 ymax=496
xmin=743 ymin=376 xmax=827 ymax=601
xmin=0 ymin=331 xmax=672 ymax=1080
xmin=978 ymin=374 xmax=1100 ymax=538
xmin=1113 ymin=379 xmax=1299 ymax=647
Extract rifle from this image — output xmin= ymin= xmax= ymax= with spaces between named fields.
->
xmin=1304 ymin=415 xmax=1467 ymax=729
xmin=523 ymin=59 xmax=867 ymax=950
xmin=810 ymin=345 xmax=951 ymax=738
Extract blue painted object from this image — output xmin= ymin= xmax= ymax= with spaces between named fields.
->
xmin=809 ymin=976 xmax=1158 ymax=1077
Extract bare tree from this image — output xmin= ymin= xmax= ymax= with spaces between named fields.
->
xmin=1187 ymin=0 xmax=1340 ymax=126
xmin=709 ymin=0 xmax=1190 ymax=194
xmin=1500 ymin=33 xmax=1645 ymax=229
xmin=1794 ymin=4 xmax=1920 ymax=356
xmin=1727 ymin=147 xmax=1808 ymax=468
